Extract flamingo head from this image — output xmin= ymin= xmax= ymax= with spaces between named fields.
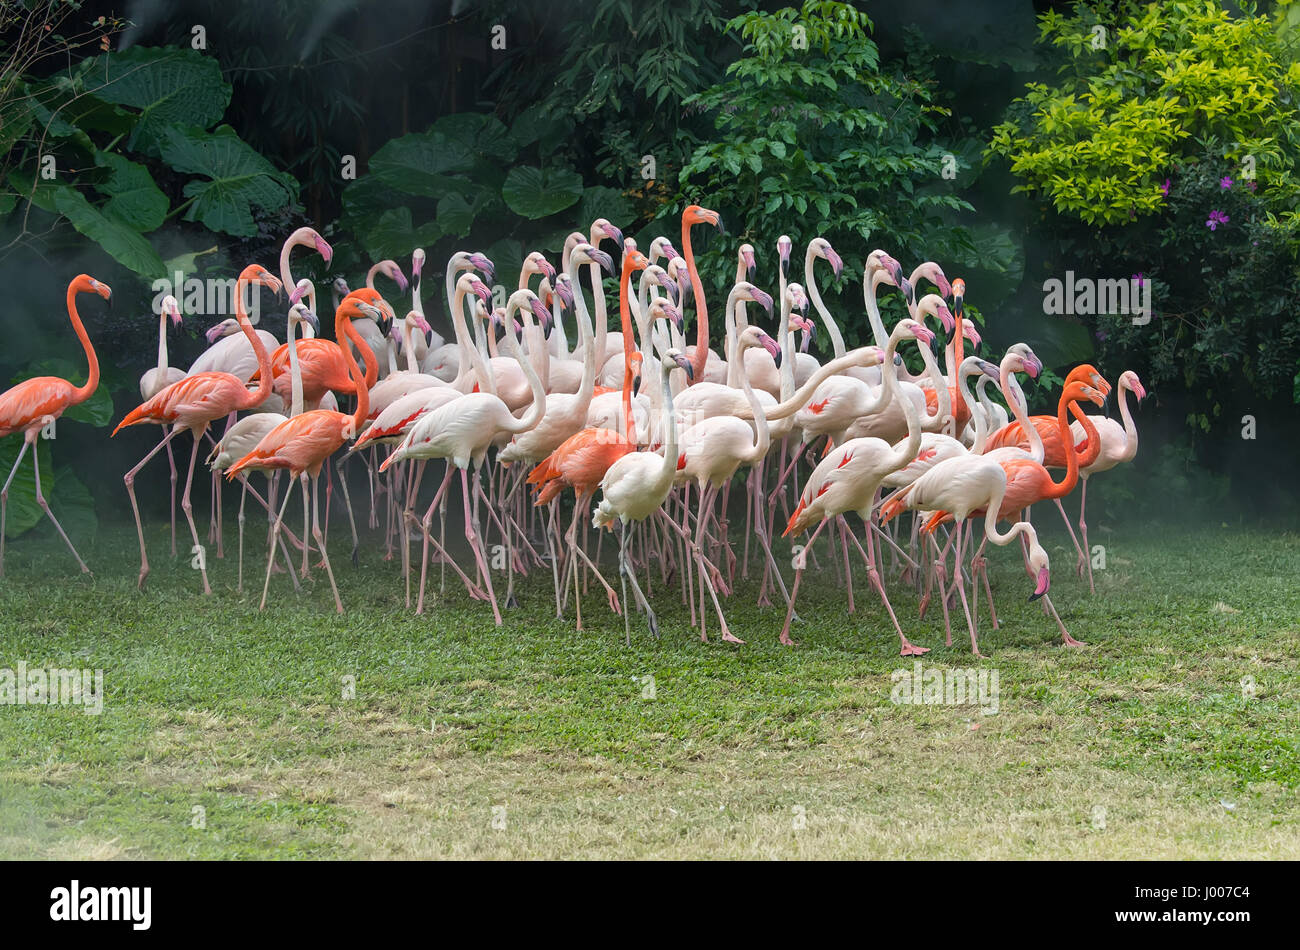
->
xmin=382 ymin=260 xmax=409 ymax=293
xmin=901 ymin=318 xmax=936 ymax=348
xmin=662 ymin=345 xmax=693 ymax=382
xmin=592 ymin=218 xmax=624 ymax=249
xmin=342 ymin=288 xmax=393 ymax=330
xmin=919 ymin=294 xmax=954 ymax=334
xmin=525 ymin=251 xmax=556 ymax=284
xmin=914 ymin=261 xmax=951 ymax=300
xmin=573 ymin=242 xmax=614 ymax=276
xmin=554 ymin=274 xmax=575 ymax=312
xmin=868 ymin=250 xmax=903 ymax=288
xmin=331 ymin=276 xmax=351 ymax=297
xmin=786 ymin=282 xmax=809 ymax=317
xmin=650 ymin=235 xmax=678 ymax=262
xmin=740 ymin=243 xmax=756 ymax=279
xmin=77 ymin=274 xmax=112 ymax=301
xmin=161 ymin=294 xmax=182 ymax=327
xmin=1066 ymin=381 xmax=1106 ymax=410
xmin=629 ymin=350 xmax=644 ymax=393
xmin=308 ymin=230 xmax=333 ymax=267
xmin=288 ymin=278 xmax=312 ymax=306
xmin=684 ymin=204 xmax=723 ymax=234
xmin=1121 ymin=370 xmax=1147 ymax=402
xmin=205 ymin=318 xmax=238 ymax=344
xmin=408 ymin=310 xmax=432 ymax=338
xmin=412 ymin=247 xmax=425 ymax=280
xmin=777 ymin=235 xmax=792 ymax=273
xmin=815 ymin=239 xmax=843 ymax=279
xmin=648 ymin=297 xmax=684 ymax=334
xmin=962 ymin=318 xmax=981 ymax=349
xmin=796 ymin=316 xmax=817 ymax=353
xmin=241 ymin=264 xmax=282 ymax=296
xmin=951 ymin=277 xmax=966 ymax=317
xmin=623 ymin=245 xmax=650 ymax=273
xmin=1069 ymin=363 xmax=1112 ymax=398
xmin=1027 ymin=540 xmax=1051 ymax=601
xmin=468 ymin=252 xmax=495 ymax=283
xmin=899 ymin=276 xmax=915 ymax=307
xmin=289 ymin=303 xmax=320 ymax=335
xmin=737 ymin=282 xmax=773 ymax=316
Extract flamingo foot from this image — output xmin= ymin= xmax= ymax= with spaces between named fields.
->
xmin=1062 ymin=632 xmax=1086 ymax=648
xmin=899 ymin=641 xmax=930 ymax=657
xmin=505 ymin=592 xmax=519 ymax=610
xmin=779 ymin=631 xmax=797 ymax=647
xmin=720 ymin=631 xmax=745 ymax=645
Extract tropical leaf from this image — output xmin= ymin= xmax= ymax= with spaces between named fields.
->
xmin=576 ymin=186 xmax=637 ymax=234
xmin=368 ymin=129 xmax=477 ymax=195
xmin=83 ymin=46 xmax=230 ymax=154
xmin=52 ymin=186 xmax=166 ymax=278
xmin=159 ymin=125 xmax=297 ymax=237
xmin=502 ymin=165 xmax=584 ymax=219
xmin=50 ymin=466 xmax=98 ymax=544
xmin=95 ymin=152 xmax=168 ymax=232
xmin=355 ymin=207 xmax=442 ymax=263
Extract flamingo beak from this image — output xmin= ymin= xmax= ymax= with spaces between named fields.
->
xmin=316 ymin=238 xmax=334 ymax=267
xmin=912 ymin=324 xmax=936 ymax=346
xmin=304 ymin=309 xmax=320 ymax=334
xmin=472 ymin=281 xmax=491 ymax=306
xmin=1026 ymin=355 xmax=1043 ymax=379
xmin=392 ymin=267 xmax=410 ymax=294
xmin=471 ymin=253 xmax=495 ymax=283
xmin=826 ymin=247 xmax=843 ymax=280
xmin=539 ymin=258 xmax=557 ymax=283
xmin=754 ymin=288 xmax=774 ymax=316
xmin=761 ymin=332 xmax=782 ymax=367
xmin=288 ymin=283 xmax=307 ymax=305
xmin=662 ymin=242 xmax=679 ymax=261
xmin=674 ymin=354 xmax=694 ymax=382
xmin=412 ymin=252 xmax=424 ymax=279
xmin=205 ymin=324 xmax=225 ymax=344
xmin=603 ymin=223 xmax=624 ymax=247
xmin=594 ymin=250 xmax=615 ymax=276
xmin=168 ymin=302 xmax=182 ymax=327
xmin=743 ymin=248 xmax=756 ymax=278
xmin=900 ymin=277 xmax=915 ymax=307
xmin=1136 ymin=381 xmax=1148 ymax=402
xmin=1030 ymin=567 xmax=1050 ymax=602
xmin=964 ymin=323 xmax=982 ymax=349
xmin=937 ymin=305 xmax=955 ymax=335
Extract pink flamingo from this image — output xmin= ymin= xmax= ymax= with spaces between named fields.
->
xmin=113 ymin=264 xmax=283 ymax=593
xmin=225 ymin=289 xmax=391 ymax=612
xmin=0 ymin=274 xmax=112 ymax=576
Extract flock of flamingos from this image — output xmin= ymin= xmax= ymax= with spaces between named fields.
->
xmin=0 ymin=205 xmax=1146 ymax=656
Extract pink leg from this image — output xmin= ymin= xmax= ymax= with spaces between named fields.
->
xmin=1078 ymin=478 xmax=1096 ymax=594
xmin=260 ymin=471 xmax=298 ymax=610
xmin=124 ymin=426 xmax=181 ymax=590
xmin=311 ymin=472 xmax=344 ymax=613
xmin=166 ymin=438 xmax=178 ymax=557
xmin=778 ymin=519 xmax=827 ymax=646
xmin=178 ymin=430 xmax=212 ymax=594
xmin=0 ymin=434 xmax=32 ymax=577
xmin=464 ymin=465 xmax=502 ymax=625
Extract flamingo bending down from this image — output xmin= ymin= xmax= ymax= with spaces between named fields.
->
xmin=113 ymin=265 xmax=283 ymax=593
xmin=225 ymin=289 xmax=390 ymax=612
xmin=0 ymin=274 xmax=112 ymax=576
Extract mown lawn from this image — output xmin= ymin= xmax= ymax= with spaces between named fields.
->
xmin=0 ymin=511 xmax=1297 ymax=859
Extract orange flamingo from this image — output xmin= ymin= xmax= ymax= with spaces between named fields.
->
xmin=0 ymin=274 xmax=112 ymax=576
xmin=680 ymin=204 xmax=724 ymax=384
xmin=225 ymin=289 xmax=389 ymax=613
xmin=113 ymin=264 xmax=282 ymax=593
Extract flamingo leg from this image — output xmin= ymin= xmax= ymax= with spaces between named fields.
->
xmin=465 ymin=465 xmax=502 ymax=626
xmin=334 ymin=457 xmax=360 ymax=568
xmin=26 ymin=436 xmax=90 ymax=574
xmin=413 ymin=463 xmax=482 ymax=613
xmin=859 ymin=516 xmax=927 ymax=656
xmin=0 ymin=434 xmax=32 ymax=577
xmin=178 ymin=430 xmax=212 ymax=594
xmin=1078 ymin=479 xmax=1096 ymax=594
xmin=260 ymin=469 xmax=298 ymax=611
xmin=619 ymin=519 xmax=658 ymax=643
xmin=779 ymin=519 xmax=827 ymax=646
xmin=124 ymin=426 xmax=181 ymax=590
xmin=311 ymin=471 xmax=344 ymax=613
xmin=166 ymin=438 xmax=178 ymax=558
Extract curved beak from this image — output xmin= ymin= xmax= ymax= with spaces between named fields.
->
xmin=661 ymin=242 xmax=679 ymax=261
xmin=760 ymin=331 xmax=782 ymax=367
xmin=391 ymin=266 xmax=410 ymax=294
xmin=936 ymin=304 xmax=955 ymax=335
xmin=1030 ymin=567 xmax=1050 ymax=602
xmin=603 ymin=223 xmax=624 ymax=248
xmin=470 ymin=253 xmax=496 ymax=283
xmin=316 ymin=239 xmax=334 ymax=268
xmin=471 ymin=280 xmax=492 ymax=307
xmin=412 ymin=251 xmax=424 ymax=279
xmin=753 ymin=287 xmax=774 ymax=316
xmin=538 ymin=257 xmax=557 ymax=283
xmin=1135 ymin=381 xmax=1148 ymax=402
xmin=963 ymin=322 xmax=982 ymax=349
xmin=1025 ymin=354 xmax=1043 ymax=379
xmin=912 ymin=324 xmax=936 ymax=347
xmin=743 ymin=247 xmax=756 ymax=278
xmin=288 ymin=282 xmax=308 ymax=306
xmin=530 ymin=296 xmax=550 ymax=328
xmin=592 ymin=249 xmax=615 ymax=276
xmin=826 ymin=246 xmax=843 ymax=280
xmin=168 ymin=301 xmax=182 ymax=327
xmin=205 ymin=323 xmax=226 ymax=345
xmin=556 ymin=280 xmax=575 ymax=312
xmin=673 ymin=353 xmax=694 ymax=382
xmin=900 ymin=277 xmax=915 ymax=307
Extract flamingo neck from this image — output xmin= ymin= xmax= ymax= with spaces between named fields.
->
xmin=287 ymin=315 xmax=304 ymax=417
xmin=278 ymin=231 xmax=308 ymax=292
xmin=806 ymin=247 xmax=845 ymax=357
xmin=886 ymin=345 xmax=923 ymax=470
xmin=1119 ymin=383 xmax=1140 ymax=459
xmin=964 ymin=367 xmax=991 ymax=454
xmin=863 ymin=265 xmax=889 ymax=348
xmin=501 ymin=305 xmax=547 ymax=434
xmin=338 ymin=316 xmax=368 ymax=431
xmin=682 ymin=217 xmax=709 ymax=382
xmin=1040 ymin=391 xmax=1081 ymax=498
xmin=999 ymin=367 xmax=1044 ymax=463
xmin=236 ymin=281 xmax=271 ymax=409
xmin=656 ymin=360 xmax=680 ymax=488
xmin=914 ymin=331 xmax=951 ymax=430
xmin=733 ymin=342 xmax=769 ymax=463
xmin=68 ymin=283 xmax=99 ymax=405
xmin=156 ymin=308 xmax=169 ymax=374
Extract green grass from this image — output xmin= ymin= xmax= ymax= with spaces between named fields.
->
xmin=0 ymin=512 xmax=1297 ymax=859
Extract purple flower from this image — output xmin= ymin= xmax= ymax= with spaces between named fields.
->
xmin=1160 ymin=178 xmax=1171 ymax=197
xmin=1246 ymin=180 xmax=1257 ymax=192
xmin=1132 ymin=272 xmax=1145 ymax=287
xmin=1219 ymin=176 xmax=1234 ymax=189
xmin=1206 ymin=210 xmax=1229 ymax=231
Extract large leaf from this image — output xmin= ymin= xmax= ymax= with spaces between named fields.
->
xmin=159 ymin=125 xmax=296 ymax=237
xmin=0 ymin=438 xmax=51 ymax=539
xmin=52 ymin=186 xmax=166 ymax=278
xmin=50 ymin=466 xmax=98 ymax=544
xmin=95 ymin=152 xmax=168 ymax=232
xmin=368 ymin=130 xmax=477 ymax=196
xmin=83 ymin=47 xmax=230 ymax=154
xmin=577 ymin=186 xmax=637 ymax=235
xmin=433 ymin=113 xmax=517 ymax=164
xmin=355 ymin=207 xmax=442 ymax=263
xmin=502 ymin=165 xmax=583 ymax=220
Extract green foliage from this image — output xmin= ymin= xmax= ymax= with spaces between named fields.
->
xmin=2 ymin=42 xmax=299 ymax=278
xmin=674 ymin=0 xmax=974 ymax=331
xmin=988 ymin=1 xmax=1300 ymax=234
